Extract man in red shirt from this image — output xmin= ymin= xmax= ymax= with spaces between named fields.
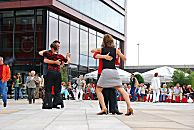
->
xmin=39 ymin=40 xmax=70 ymax=109
xmin=93 ymin=51 xmax=123 ymax=115
xmin=0 ymin=56 xmax=11 ymax=107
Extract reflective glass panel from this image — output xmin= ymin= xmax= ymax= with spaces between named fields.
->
xmin=97 ymin=36 xmax=103 ymax=48
xmin=59 ymin=21 xmax=69 ymax=56
xmin=15 ymin=17 xmax=35 ymax=59
xmin=112 ymin=0 xmax=125 ymax=8
xmin=89 ymin=33 xmax=96 ymax=56
xmin=89 ymin=57 xmax=96 ymax=68
xmin=0 ymin=17 xmax=14 ymax=58
xmin=80 ymin=29 xmax=88 ymax=55
xmin=49 ymin=17 xmax=58 ymax=45
xmin=57 ymin=0 xmax=125 ymax=34
xmin=70 ymin=26 xmax=79 ymax=64
xmin=16 ymin=10 xmax=34 ymax=16
xmin=80 ymin=54 xmax=88 ymax=66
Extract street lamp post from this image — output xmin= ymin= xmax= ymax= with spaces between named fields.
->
xmin=137 ymin=43 xmax=139 ymax=66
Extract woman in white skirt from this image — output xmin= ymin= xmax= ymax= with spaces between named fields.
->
xmin=91 ymin=34 xmax=133 ymax=116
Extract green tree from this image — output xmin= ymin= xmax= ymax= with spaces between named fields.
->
xmin=172 ymin=70 xmax=188 ymax=86
xmin=187 ymin=71 xmax=194 ymax=88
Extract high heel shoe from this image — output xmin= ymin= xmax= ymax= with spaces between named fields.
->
xmin=125 ymin=108 xmax=134 ymax=116
xmin=97 ymin=109 xmax=108 ymax=115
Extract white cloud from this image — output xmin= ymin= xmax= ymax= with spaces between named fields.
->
xmin=126 ymin=0 xmax=194 ymax=66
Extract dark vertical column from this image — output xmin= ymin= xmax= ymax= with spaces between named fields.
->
xmin=33 ymin=9 xmax=37 ymax=67
xmin=12 ymin=10 xmax=16 ymax=75
xmin=120 ymin=40 xmax=124 ymax=69
xmin=42 ymin=9 xmax=49 ymax=76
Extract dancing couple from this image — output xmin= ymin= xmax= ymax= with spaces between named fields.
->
xmin=91 ymin=34 xmax=133 ymax=116
xmin=39 ymin=40 xmax=70 ymax=109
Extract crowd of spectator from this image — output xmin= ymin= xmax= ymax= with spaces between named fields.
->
xmin=4 ymin=72 xmax=194 ymax=104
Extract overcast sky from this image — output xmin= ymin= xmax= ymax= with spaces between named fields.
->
xmin=126 ymin=0 xmax=194 ymax=66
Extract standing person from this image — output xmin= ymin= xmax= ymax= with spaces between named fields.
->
xmin=7 ymin=78 xmax=14 ymax=99
xmin=0 ymin=56 xmax=11 ymax=107
xmin=151 ymin=73 xmax=161 ymax=103
xmin=173 ymin=83 xmax=183 ymax=102
xmin=130 ymin=74 xmax=136 ymax=102
xmin=34 ymin=73 xmax=41 ymax=99
xmin=25 ymin=71 xmax=31 ymax=96
xmin=146 ymin=85 xmax=153 ymax=102
xmin=14 ymin=73 xmax=22 ymax=100
xmin=76 ymin=75 xmax=86 ymax=101
xmin=26 ymin=70 xmax=38 ymax=104
xmin=93 ymin=51 xmax=123 ymax=115
xmin=91 ymin=34 xmax=133 ymax=116
xmin=67 ymin=82 xmax=75 ymax=100
xmin=39 ymin=40 xmax=70 ymax=109
xmin=39 ymin=75 xmax=44 ymax=99
xmin=160 ymin=84 xmax=168 ymax=102
xmin=61 ymin=82 xmax=69 ymax=100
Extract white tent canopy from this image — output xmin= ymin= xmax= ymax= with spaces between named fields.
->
xmin=84 ymin=68 xmax=131 ymax=83
xmin=142 ymin=66 xmax=176 ymax=83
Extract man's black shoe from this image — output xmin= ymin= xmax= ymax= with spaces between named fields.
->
xmin=42 ymin=106 xmax=52 ymax=109
xmin=52 ymin=105 xmax=60 ymax=109
xmin=3 ymin=102 xmax=6 ymax=107
xmin=111 ymin=111 xmax=123 ymax=115
xmin=57 ymin=102 xmax=64 ymax=108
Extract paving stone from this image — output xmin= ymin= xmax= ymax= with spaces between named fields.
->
xmin=0 ymin=99 xmax=194 ymax=130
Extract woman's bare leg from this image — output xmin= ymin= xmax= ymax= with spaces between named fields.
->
xmin=115 ymin=87 xmax=131 ymax=109
xmin=95 ymin=87 xmax=107 ymax=111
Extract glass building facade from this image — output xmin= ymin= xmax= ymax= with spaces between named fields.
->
xmin=0 ymin=0 xmax=126 ymax=80
xmin=57 ymin=0 xmax=125 ymax=34
xmin=47 ymin=11 xmax=121 ymax=77
xmin=0 ymin=9 xmax=46 ymax=74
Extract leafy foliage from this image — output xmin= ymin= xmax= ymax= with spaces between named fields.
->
xmin=187 ymin=71 xmax=194 ymax=88
xmin=171 ymin=69 xmax=194 ymax=88
xmin=172 ymin=70 xmax=186 ymax=86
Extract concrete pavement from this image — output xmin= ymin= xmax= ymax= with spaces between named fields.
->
xmin=0 ymin=99 xmax=194 ymax=130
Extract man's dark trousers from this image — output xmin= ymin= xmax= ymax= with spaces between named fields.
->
xmin=43 ymin=71 xmax=63 ymax=108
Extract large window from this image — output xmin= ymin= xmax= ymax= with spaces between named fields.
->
xmin=112 ymin=0 xmax=126 ymax=8
xmin=49 ymin=16 xmax=58 ymax=45
xmin=0 ymin=11 xmax=14 ymax=58
xmin=0 ymin=9 xmax=45 ymax=72
xmin=59 ymin=20 xmax=69 ymax=55
xmin=15 ymin=16 xmax=35 ymax=59
xmin=89 ymin=32 xmax=97 ymax=67
xmin=80 ymin=29 xmax=88 ymax=55
xmin=57 ymin=0 xmax=125 ymax=34
xmin=80 ymin=29 xmax=88 ymax=66
xmin=36 ymin=9 xmax=45 ymax=59
xmin=89 ymin=32 xmax=96 ymax=56
xmin=70 ymin=26 xmax=79 ymax=64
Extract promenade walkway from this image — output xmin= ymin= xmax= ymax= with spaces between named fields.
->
xmin=0 ymin=99 xmax=194 ymax=130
